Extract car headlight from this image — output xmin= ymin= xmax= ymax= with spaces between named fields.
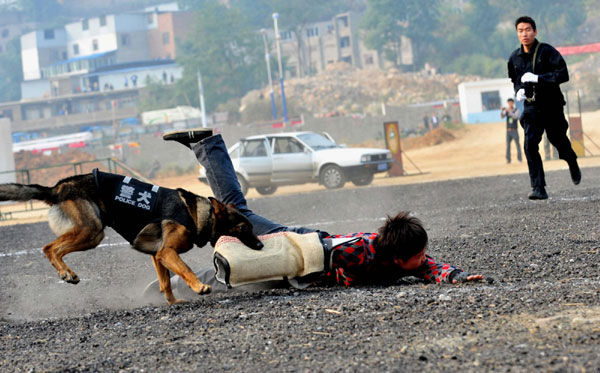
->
xmin=385 ymin=152 xmax=392 ymax=160
xmin=361 ymin=155 xmax=370 ymax=162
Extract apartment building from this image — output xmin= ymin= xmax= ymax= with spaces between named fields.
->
xmin=1 ymin=8 xmax=192 ymax=135
xmin=272 ymin=12 xmax=412 ymax=78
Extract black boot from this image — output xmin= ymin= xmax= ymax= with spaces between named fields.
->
xmin=567 ymin=159 xmax=581 ymax=185
xmin=528 ymin=186 xmax=548 ymax=200
xmin=163 ymin=128 xmax=213 ymax=148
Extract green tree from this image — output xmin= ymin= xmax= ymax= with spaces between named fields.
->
xmin=0 ymin=39 xmax=23 ymax=103
xmin=510 ymin=0 xmax=586 ymax=45
xmin=260 ymin=0 xmax=350 ymax=77
xmin=172 ymin=1 xmax=263 ymax=112
xmin=361 ymin=0 xmax=440 ymax=69
xmin=16 ymin=0 xmax=63 ymax=23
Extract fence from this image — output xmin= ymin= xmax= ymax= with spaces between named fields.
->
xmin=0 ymin=158 xmax=149 ymax=221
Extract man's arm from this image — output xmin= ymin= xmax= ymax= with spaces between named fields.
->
xmin=509 ymin=108 xmax=520 ymax=120
xmin=416 ymin=256 xmax=483 ymax=284
xmin=508 ymin=57 xmax=524 ymax=93
xmin=537 ymin=46 xmax=569 ymax=85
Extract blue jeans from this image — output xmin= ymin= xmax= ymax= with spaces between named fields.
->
xmin=192 ymin=134 xmax=319 ymax=236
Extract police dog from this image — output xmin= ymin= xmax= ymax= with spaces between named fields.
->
xmin=0 ymin=169 xmax=263 ymax=305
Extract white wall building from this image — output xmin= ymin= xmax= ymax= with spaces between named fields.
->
xmin=0 ymin=118 xmax=15 ymax=183
xmin=458 ymin=78 xmax=515 ymax=124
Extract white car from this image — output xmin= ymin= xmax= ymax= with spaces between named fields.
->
xmin=199 ymin=131 xmax=392 ymax=195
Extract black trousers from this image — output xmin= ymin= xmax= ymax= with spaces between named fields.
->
xmin=521 ymin=106 xmax=577 ymax=187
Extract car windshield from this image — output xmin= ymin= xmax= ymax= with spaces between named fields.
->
xmin=297 ymin=133 xmax=338 ymax=150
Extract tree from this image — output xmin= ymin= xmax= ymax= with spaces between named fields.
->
xmin=361 ymin=0 xmax=440 ymax=69
xmin=173 ymin=1 xmax=264 ymax=112
xmin=0 ymin=39 xmax=23 ymax=103
xmin=261 ymin=0 xmax=350 ymax=77
xmin=510 ymin=0 xmax=586 ymax=45
xmin=16 ymin=0 xmax=63 ymax=23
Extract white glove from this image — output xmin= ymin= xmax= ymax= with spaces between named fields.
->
xmin=521 ymin=72 xmax=538 ymax=83
xmin=516 ymin=88 xmax=526 ymax=102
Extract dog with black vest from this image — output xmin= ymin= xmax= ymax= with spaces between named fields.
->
xmin=0 ymin=168 xmax=263 ymax=305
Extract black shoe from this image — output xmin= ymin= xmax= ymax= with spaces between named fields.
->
xmin=163 ymin=128 xmax=213 ymax=148
xmin=568 ymin=160 xmax=581 ymax=185
xmin=528 ymin=186 xmax=548 ymax=200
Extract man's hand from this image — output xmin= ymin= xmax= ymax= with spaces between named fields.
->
xmin=451 ymin=272 xmax=484 ymax=284
xmin=521 ymin=72 xmax=538 ymax=83
xmin=516 ymin=88 xmax=527 ymax=102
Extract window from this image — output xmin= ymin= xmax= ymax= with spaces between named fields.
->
xmin=1 ymin=29 xmax=8 ymax=38
xmin=327 ymin=24 xmax=335 ymax=34
xmin=481 ymin=91 xmax=501 ymax=111
xmin=241 ymin=140 xmax=267 ymax=157
xmin=364 ymin=54 xmax=374 ymax=65
xmin=82 ymin=19 xmax=89 ymax=31
xmin=73 ymin=43 xmax=79 ymax=55
xmin=281 ymin=30 xmax=292 ymax=40
xmin=44 ymin=29 xmax=55 ymax=40
xmin=162 ymin=32 xmax=170 ymax=45
xmin=121 ymin=33 xmax=130 ymax=46
xmin=100 ymin=15 xmax=107 ymax=26
xmin=339 ymin=36 xmax=350 ymax=48
xmin=92 ymin=39 xmax=98 ymax=51
xmin=62 ymin=51 xmax=67 ymax=60
xmin=274 ymin=138 xmax=303 ymax=154
xmin=306 ymin=27 xmax=319 ymax=38
xmin=338 ymin=16 xmax=348 ymax=28
xmin=147 ymin=13 xmax=154 ymax=24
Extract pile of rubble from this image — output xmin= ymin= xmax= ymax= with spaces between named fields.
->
xmin=241 ymin=62 xmax=481 ymax=117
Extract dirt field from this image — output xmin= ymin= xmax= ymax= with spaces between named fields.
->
xmin=1 ymin=114 xmax=599 ymax=371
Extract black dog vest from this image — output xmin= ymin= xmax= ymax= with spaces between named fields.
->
xmin=93 ymin=169 xmax=196 ymax=244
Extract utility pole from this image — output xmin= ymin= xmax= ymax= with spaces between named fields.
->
xmin=261 ymin=29 xmax=277 ymax=120
xmin=272 ymin=12 xmax=288 ymax=125
xmin=197 ymin=70 xmax=207 ymax=128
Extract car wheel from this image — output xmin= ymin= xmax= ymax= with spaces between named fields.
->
xmin=320 ymin=165 xmax=346 ymax=189
xmin=256 ymin=185 xmax=278 ymax=195
xmin=237 ymin=174 xmax=249 ymax=195
xmin=351 ymin=173 xmax=374 ymax=186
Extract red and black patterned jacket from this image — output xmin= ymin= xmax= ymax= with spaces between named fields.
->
xmin=321 ymin=232 xmax=462 ymax=286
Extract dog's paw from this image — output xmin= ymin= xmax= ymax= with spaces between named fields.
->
xmin=168 ymin=298 xmax=186 ymax=305
xmin=60 ymin=271 xmax=80 ymax=284
xmin=196 ymin=284 xmax=211 ymax=295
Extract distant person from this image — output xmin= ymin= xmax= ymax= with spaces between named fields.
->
xmin=500 ymin=98 xmax=522 ymax=164
xmin=431 ymin=113 xmax=439 ymax=129
xmin=422 ymin=115 xmax=430 ymax=132
xmin=507 ymin=15 xmax=581 ymax=200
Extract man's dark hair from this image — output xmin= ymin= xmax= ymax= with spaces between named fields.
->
xmin=515 ymin=16 xmax=536 ymax=31
xmin=507 ymin=98 xmax=515 ymax=103
xmin=376 ymin=212 xmax=428 ymax=262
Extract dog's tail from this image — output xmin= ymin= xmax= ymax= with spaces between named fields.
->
xmin=0 ymin=183 xmax=56 ymax=204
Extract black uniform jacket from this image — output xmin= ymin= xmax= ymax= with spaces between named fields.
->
xmin=93 ymin=169 xmax=196 ymax=244
xmin=507 ymin=39 xmax=569 ymax=110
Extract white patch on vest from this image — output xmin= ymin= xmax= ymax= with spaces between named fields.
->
xmin=151 ymin=185 xmax=159 ymax=193
xmin=123 ymin=176 xmax=132 ymax=184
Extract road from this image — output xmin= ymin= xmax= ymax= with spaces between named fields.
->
xmin=1 ymin=166 xmax=599 ymax=371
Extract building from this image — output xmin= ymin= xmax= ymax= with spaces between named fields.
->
xmin=270 ymin=12 xmax=412 ymax=78
xmin=458 ymin=78 xmax=515 ymax=124
xmin=0 ymin=7 xmax=193 ymax=135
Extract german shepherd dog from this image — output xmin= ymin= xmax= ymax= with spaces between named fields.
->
xmin=0 ymin=169 xmax=263 ymax=304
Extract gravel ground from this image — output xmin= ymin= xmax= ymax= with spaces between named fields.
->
xmin=1 ymin=167 xmax=599 ymax=372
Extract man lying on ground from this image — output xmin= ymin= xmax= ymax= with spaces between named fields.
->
xmin=145 ymin=129 xmax=485 ymax=299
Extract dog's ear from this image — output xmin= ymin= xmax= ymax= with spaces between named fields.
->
xmin=209 ymin=197 xmax=227 ymax=218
